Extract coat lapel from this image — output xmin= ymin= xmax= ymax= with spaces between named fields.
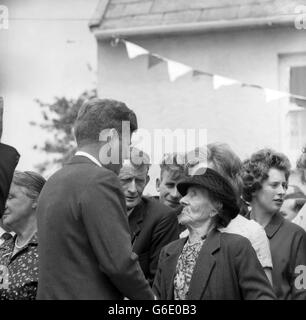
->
xmin=128 ymin=200 xmax=145 ymax=246
xmin=188 ymin=229 xmax=220 ymax=300
xmin=163 ymin=238 xmax=187 ymax=300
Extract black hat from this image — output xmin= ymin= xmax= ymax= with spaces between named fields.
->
xmin=177 ymin=167 xmax=239 ymax=221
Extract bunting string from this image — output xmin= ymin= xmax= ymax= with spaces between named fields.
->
xmin=113 ymin=37 xmax=306 ymax=104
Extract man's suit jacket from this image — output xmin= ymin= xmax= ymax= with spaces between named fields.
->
xmin=36 ymin=156 xmax=154 ymax=300
xmin=0 ymin=143 xmax=20 ymax=217
xmin=153 ymin=229 xmax=276 ymax=300
xmin=129 ymin=197 xmax=179 ymax=285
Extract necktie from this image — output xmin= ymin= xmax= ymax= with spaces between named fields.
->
xmin=1 ymin=233 xmax=13 ymax=241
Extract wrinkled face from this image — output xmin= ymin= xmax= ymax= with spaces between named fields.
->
xmin=119 ymin=162 xmax=149 ymax=210
xmin=178 ymin=186 xmax=215 ymax=227
xmin=156 ymin=170 xmax=183 ymax=209
xmin=3 ymin=183 xmax=34 ymax=230
xmin=253 ymin=168 xmax=287 ymax=215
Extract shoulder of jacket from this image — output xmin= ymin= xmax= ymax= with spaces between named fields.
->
xmin=220 ymin=232 xmax=252 ymax=252
xmin=282 ymin=218 xmax=306 ymax=237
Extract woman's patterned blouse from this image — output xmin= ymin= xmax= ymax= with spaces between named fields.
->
xmin=0 ymin=234 xmax=38 ymax=300
xmin=173 ymin=238 xmax=205 ymax=300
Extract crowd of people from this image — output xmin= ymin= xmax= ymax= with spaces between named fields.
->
xmin=0 ymin=98 xmax=306 ymax=300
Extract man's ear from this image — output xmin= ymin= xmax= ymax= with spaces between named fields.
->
xmin=99 ymin=128 xmax=118 ymax=145
xmin=156 ymin=178 xmax=161 ymax=192
xmin=109 ymin=128 xmax=120 ymax=145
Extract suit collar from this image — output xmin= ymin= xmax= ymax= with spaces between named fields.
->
xmin=163 ymin=238 xmax=187 ymax=299
xmin=75 ymin=151 xmax=102 ymax=167
xmin=66 ymin=155 xmax=100 ymax=167
xmin=265 ymin=212 xmax=284 ymax=239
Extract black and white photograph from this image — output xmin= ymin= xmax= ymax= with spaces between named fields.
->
xmin=1 ymin=0 xmax=306 ymax=306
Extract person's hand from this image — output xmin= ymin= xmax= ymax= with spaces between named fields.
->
xmin=0 ymin=96 xmax=3 ymax=141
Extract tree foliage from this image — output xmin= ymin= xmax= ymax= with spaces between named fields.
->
xmin=31 ymin=89 xmax=97 ymax=173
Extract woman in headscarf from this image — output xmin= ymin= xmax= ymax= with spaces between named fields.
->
xmin=153 ymin=168 xmax=275 ymax=300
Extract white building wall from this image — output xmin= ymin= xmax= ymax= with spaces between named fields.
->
xmin=96 ymin=26 xmax=306 ymax=193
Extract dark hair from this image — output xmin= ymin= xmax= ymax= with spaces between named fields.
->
xmin=159 ymin=152 xmax=186 ymax=181
xmin=74 ymin=98 xmax=138 ymax=147
xmin=241 ymin=148 xmax=291 ymax=202
xmin=12 ymin=171 xmax=46 ymax=200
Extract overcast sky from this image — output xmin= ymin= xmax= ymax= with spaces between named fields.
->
xmin=0 ymin=0 xmax=99 ymax=174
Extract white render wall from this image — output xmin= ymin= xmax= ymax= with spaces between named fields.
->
xmin=96 ymin=26 xmax=306 ymax=194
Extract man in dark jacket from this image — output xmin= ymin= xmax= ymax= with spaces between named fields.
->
xmin=36 ymin=99 xmax=154 ymax=300
xmin=118 ymin=148 xmax=179 ymax=285
xmin=0 ymin=97 xmax=20 ymax=218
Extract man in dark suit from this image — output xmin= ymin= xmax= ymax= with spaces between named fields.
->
xmin=118 ymin=148 xmax=179 ymax=285
xmin=36 ymin=99 xmax=154 ymax=300
xmin=0 ymin=97 xmax=20 ymax=218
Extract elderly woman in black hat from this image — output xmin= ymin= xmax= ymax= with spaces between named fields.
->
xmin=0 ymin=171 xmax=46 ymax=300
xmin=153 ymin=168 xmax=275 ymax=300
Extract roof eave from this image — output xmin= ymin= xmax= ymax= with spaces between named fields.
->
xmin=91 ymin=15 xmax=298 ymax=40
xmin=88 ymin=0 xmax=110 ymax=30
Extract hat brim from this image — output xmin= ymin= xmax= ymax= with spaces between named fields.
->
xmin=177 ymin=177 xmax=210 ymax=197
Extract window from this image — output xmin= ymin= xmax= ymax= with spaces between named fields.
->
xmin=279 ymin=53 xmax=306 ymax=164
xmin=290 ymin=66 xmax=306 ymax=107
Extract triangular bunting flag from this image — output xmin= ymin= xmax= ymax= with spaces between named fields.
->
xmin=213 ymin=75 xmax=239 ymax=89
xmin=148 ymin=54 xmax=164 ymax=69
xmin=125 ymin=41 xmax=149 ymax=59
xmin=192 ymin=70 xmax=212 ymax=78
xmin=167 ymin=60 xmax=192 ymax=82
xmin=264 ymin=89 xmax=289 ymax=102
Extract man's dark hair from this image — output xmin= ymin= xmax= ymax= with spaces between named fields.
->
xmin=159 ymin=152 xmax=186 ymax=181
xmin=74 ymin=98 xmax=138 ymax=147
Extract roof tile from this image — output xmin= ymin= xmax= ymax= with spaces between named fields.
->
xmin=162 ymin=10 xmax=202 ymax=25
xmin=93 ymin=0 xmax=303 ymax=32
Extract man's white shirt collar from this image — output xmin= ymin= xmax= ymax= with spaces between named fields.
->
xmin=75 ymin=151 xmax=102 ymax=167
